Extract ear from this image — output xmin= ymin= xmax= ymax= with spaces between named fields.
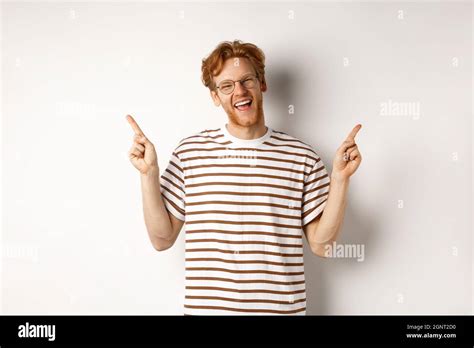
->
xmin=210 ymin=90 xmax=221 ymax=107
xmin=260 ymin=76 xmax=267 ymax=92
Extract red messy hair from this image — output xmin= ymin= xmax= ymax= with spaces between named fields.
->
xmin=201 ymin=40 xmax=266 ymax=91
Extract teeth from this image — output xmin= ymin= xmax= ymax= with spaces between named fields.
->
xmin=234 ymin=100 xmax=251 ymax=107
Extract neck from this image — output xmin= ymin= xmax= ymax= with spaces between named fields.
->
xmin=226 ymin=118 xmax=267 ymax=140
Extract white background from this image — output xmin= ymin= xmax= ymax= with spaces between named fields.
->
xmin=1 ymin=1 xmax=472 ymax=314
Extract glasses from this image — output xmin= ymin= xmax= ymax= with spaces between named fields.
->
xmin=215 ymin=74 xmax=259 ymax=95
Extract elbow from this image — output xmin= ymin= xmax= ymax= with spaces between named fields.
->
xmin=152 ymin=242 xmax=172 ymax=252
xmin=151 ymin=237 xmax=174 ymax=252
xmin=311 ymin=243 xmax=329 ymax=258
xmin=310 ymin=232 xmax=339 ymax=258
xmin=147 ymin=227 xmax=175 ymax=252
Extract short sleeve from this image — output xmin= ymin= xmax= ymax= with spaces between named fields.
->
xmin=301 ymin=155 xmax=331 ymax=226
xmin=160 ymin=151 xmax=186 ymax=221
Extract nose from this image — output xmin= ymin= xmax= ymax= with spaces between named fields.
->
xmin=233 ymin=80 xmax=248 ymax=95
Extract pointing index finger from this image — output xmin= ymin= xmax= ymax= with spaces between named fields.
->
xmin=126 ymin=114 xmax=145 ymax=136
xmin=346 ymin=124 xmax=362 ymax=141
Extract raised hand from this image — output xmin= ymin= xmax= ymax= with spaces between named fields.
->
xmin=332 ymin=124 xmax=362 ymax=181
xmin=126 ymin=114 xmax=158 ymax=175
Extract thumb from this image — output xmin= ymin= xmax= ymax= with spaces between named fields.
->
xmin=135 ymin=134 xmax=153 ymax=148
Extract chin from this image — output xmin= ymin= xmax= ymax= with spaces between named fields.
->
xmin=229 ymin=110 xmax=261 ymax=127
xmin=232 ymin=116 xmax=255 ymax=127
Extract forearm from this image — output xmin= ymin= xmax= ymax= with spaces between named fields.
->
xmin=309 ymin=175 xmax=350 ymax=251
xmin=140 ymin=167 xmax=174 ymax=244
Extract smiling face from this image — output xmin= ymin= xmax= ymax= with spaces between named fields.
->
xmin=210 ymin=57 xmax=267 ymax=128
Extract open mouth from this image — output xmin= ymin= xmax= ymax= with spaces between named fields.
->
xmin=233 ymin=99 xmax=253 ymax=111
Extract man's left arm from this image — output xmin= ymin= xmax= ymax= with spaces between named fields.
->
xmin=303 ymin=124 xmax=363 ymax=257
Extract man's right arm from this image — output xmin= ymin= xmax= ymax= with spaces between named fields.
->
xmin=126 ymin=114 xmax=184 ymax=252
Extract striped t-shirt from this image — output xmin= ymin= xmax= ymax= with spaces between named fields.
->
xmin=159 ymin=123 xmax=331 ymax=315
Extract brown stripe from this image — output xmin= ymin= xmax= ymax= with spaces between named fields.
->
xmin=270 ymin=134 xmax=310 ymax=146
xmin=203 ymin=128 xmax=221 ymax=133
xmin=185 ymin=295 xmax=306 ymax=305
xmin=305 ymin=173 xmax=329 ymax=187
xmin=181 ymin=132 xmax=224 ymax=141
xmin=308 ymin=164 xmax=325 ymax=176
xmin=303 ymin=192 xmax=329 ymax=208
xmin=186 ymin=191 xmax=301 ymax=201
xmin=263 ymin=141 xmax=316 ymax=153
xmin=170 ymin=153 xmax=183 ymax=171
xmin=186 ymin=267 xmax=305 ymax=276
xmin=185 ymin=248 xmax=303 ymax=257
xmin=302 ymin=198 xmax=328 ymax=218
xmin=178 ymin=145 xmax=318 ymax=162
xmin=186 ymin=238 xmax=302 ymax=248
xmin=186 ymin=181 xmax=303 ymax=193
xmin=186 ymin=276 xmax=305 ymax=286
xmin=161 ymin=175 xmax=185 ymax=194
xmin=303 ymin=182 xmax=330 ymax=197
xmin=186 ymin=229 xmax=302 ymax=239
xmin=272 ymin=130 xmax=289 ymax=135
xmin=185 ymin=172 xmax=304 ymax=184
xmin=185 ymin=220 xmax=302 ymax=230
xmin=234 ymin=147 xmax=318 ymax=162
xmin=181 ymin=154 xmax=311 ymax=168
xmin=184 ymin=163 xmax=308 ymax=175
xmin=186 ymin=200 xmax=300 ymax=210
xmin=177 ymin=146 xmax=229 ymax=156
xmin=161 ymin=185 xmax=184 ymax=204
xmin=180 ymin=140 xmax=232 ymax=147
xmin=163 ymin=167 xmax=184 ymax=184
xmin=184 ymin=304 xmax=306 ymax=314
xmin=186 ymin=210 xmax=301 ymax=220
xmin=162 ymin=194 xmax=185 ymax=216
xmin=186 ymin=257 xmax=303 ymax=267
xmin=185 ymin=286 xmax=305 ymax=295
xmin=269 ymin=134 xmax=315 ymax=153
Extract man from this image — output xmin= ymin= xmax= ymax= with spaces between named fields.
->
xmin=126 ymin=40 xmax=362 ymax=315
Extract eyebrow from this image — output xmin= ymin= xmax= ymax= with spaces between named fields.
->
xmin=217 ymin=73 xmax=254 ymax=85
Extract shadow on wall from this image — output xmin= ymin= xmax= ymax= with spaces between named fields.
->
xmin=302 ymin=131 xmax=379 ymax=314
xmin=267 ymin=63 xmax=379 ymax=315
xmin=265 ymin=64 xmax=300 ymax=131
xmin=303 ymin=203 xmax=379 ymax=315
